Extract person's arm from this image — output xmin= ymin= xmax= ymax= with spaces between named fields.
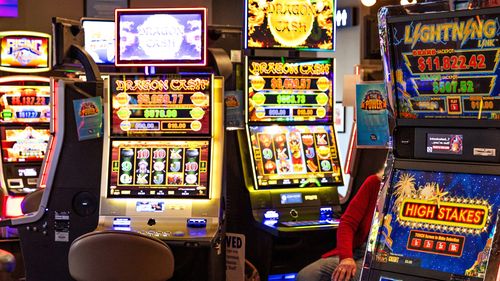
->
xmin=336 ymin=175 xmax=381 ymax=260
xmin=332 ymin=175 xmax=381 ymax=281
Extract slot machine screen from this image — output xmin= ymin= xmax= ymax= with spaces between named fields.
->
xmin=109 ymin=74 xmax=212 ymax=136
xmin=0 ymin=85 xmax=51 ymax=123
xmin=247 ymin=57 xmax=334 ymax=123
xmin=390 ymin=12 xmax=500 ymax=120
xmin=372 ymin=169 xmax=500 ymax=279
xmin=245 ymin=0 xmax=336 ymax=50
xmin=248 ymin=125 xmax=343 ymax=189
xmin=0 ymin=127 xmax=50 ymax=163
xmin=107 ymin=140 xmax=211 ymax=199
xmin=82 ymin=19 xmax=115 ymax=64
xmin=0 ymin=32 xmax=50 ymax=72
xmin=115 ymin=8 xmax=206 ymax=67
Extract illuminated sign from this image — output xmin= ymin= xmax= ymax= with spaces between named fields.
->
xmin=247 ymin=57 xmax=334 ymax=123
xmin=0 ymin=31 xmax=51 ymax=73
xmin=0 ymin=127 xmax=50 ymax=163
xmin=110 ymin=74 xmax=212 ymax=136
xmin=108 ymin=140 xmax=210 ymax=199
xmin=115 ymin=8 xmax=207 ymax=67
xmin=0 ymin=85 xmax=51 ymax=123
xmin=335 ymin=7 xmax=356 ymax=28
xmin=82 ymin=19 xmax=115 ymax=64
xmin=248 ymin=125 xmax=343 ymax=189
xmin=371 ymin=169 xmax=500 ymax=278
xmin=403 ymin=19 xmax=497 ymax=48
xmin=391 ymin=13 xmax=500 ymax=120
xmin=245 ymin=0 xmax=336 ymax=50
xmin=399 ymin=198 xmax=489 ymax=230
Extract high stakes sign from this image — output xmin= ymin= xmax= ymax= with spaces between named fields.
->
xmin=245 ymin=0 xmax=335 ymax=50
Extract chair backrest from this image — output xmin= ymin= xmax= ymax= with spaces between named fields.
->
xmin=21 ymin=189 xmax=44 ymax=214
xmin=68 ymin=230 xmax=175 ymax=281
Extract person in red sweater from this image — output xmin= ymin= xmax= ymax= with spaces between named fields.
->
xmin=296 ymin=170 xmax=384 ymax=281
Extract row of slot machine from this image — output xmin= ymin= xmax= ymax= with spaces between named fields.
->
xmin=0 ymin=31 xmax=51 ymax=232
xmin=227 ymin=0 xmax=345 ymax=278
xmin=0 ymin=7 xmax=230 ymax=281
xmin=362 ymin=3 xmax=500 ymax=281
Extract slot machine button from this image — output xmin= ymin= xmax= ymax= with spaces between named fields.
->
xmin=173 ymin=231 xmax=185 ymax=237
xmin=290 ymin=209 xmax=299 ymax=219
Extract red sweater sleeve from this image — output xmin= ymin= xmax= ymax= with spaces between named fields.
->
xmin=336 ymin=175 xmax=381 ymax=261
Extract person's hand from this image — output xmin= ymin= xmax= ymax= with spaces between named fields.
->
xmin=331 ymin=258 xmax=357 ymax=281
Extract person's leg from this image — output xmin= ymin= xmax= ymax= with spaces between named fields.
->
xmin=296 ymin=256 xmax=340 ymax=281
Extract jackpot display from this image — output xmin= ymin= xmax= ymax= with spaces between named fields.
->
xmin=0 ymin=32 xmax=51 ymax=73
xmin=0 ymin=85 xmax=51 ymax=123
xmin=82 ymin=19 xmax=115 ymax=64
xmin=0 ymin=127 xmax=49 ymax=163
xmin=247 ymin=57 xmax=334 ymax=123
xmin=115 ymin=8 xmax=206 ymax=67
xmin=372 ymin=169 xmax=500 ymax=279
xmin=391 ymin=13 xmax=500 ymax=119
xmin=248 ymin=125 xmax=342 ymax=189
xmin=108 ymin=140 xmax=210 ymax=198
xmin=110 ymin=74 xmax=211 ymax=136
xmin=245 ymin=0 xmax=335 ymax=50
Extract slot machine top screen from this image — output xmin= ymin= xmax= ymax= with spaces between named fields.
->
xmin=371 ymin=169 xmax=500 ymax=279
xmin=115 ymin=8 xmax=206 ymax=67
xmin=109 ymin=74 xmax=212 ymax=137
xmin=245 ymin=0 xmax=336 ymax=51
xmin=389 ymin=10 xmax=500 ymax=120
xmin=82 ymin=19 xmax=115 ymax=65
xmin=0 ymin=85 xmax=51 ymax=123
xmin=0 ymin=127 xmax=50 ymax=163
xmin=248 ymin=124 xmax=343 ymax=189
xmin=0 ymin=31 xmax=51 ymax=73
xmin=247 ymin=57 xmax=334 ymax=123
xmin=107 ymin=140 xmax=211 ymax=199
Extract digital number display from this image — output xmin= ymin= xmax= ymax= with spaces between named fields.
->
xmin=280 ymin=193 xmax=303 ymax=204
xmin=0 ymin=127 xmax=50 ymax=163
xmin=0 ymin=85 xmax=50 ymax=123
xmin=247 ymin=57 xmax=334 ymax=123
xmin=390 ymin=13 xmax=500 ymax=119
xmin=108 ymin=140 xmax=210 ymax=199
xmin=110 ymin=74 xmax=211 ymax=136
xmin=249 ymin=125 xmax=343 ymax=189
xmin=245 ymin=0 xmax=335 ymax=50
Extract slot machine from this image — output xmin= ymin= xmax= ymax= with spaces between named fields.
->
xmin=225 ymin=0 xmax=343 ymax=278
xmin=96 ymin=8 xmax=225 ymax=280
xmin=362 ymin=3 xmax=500 ymax=281
xmin=0 ymin=31 xmax=51 ymax=234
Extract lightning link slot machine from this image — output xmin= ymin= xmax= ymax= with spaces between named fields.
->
xmin=0 ymin=31 xmax=51 ymax=232
xmin=227 ymin=0 xmax=344 ymax=278
xmin=361 ymin=4 xmax=500 ymax=281
xmin=97 ymin=8 xmax=225 ymax=280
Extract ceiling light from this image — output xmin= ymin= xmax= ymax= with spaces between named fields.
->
xmin=361 ymin=0 xmax=377 ymax=7
xmin=401 ymin=0 xmax=417 ymax=5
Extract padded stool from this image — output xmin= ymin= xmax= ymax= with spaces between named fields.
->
xmin=20 ymin=189 xmax=44 ymax=214
xmin=68 ymin=230 xmax=174 ymax=281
